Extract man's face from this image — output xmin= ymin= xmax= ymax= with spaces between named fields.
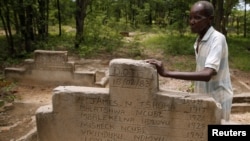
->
xmin=189 ymin=4 xmax=210 ymax=34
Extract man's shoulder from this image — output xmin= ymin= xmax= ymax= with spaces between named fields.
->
xmin=209 ymin=27 xmax=226 ymax=40
xmin=211 ymin=27 xmax=225 ymax=37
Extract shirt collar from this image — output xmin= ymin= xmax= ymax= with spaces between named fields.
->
xmin=201 ymin=26 xmax=214 ymax=41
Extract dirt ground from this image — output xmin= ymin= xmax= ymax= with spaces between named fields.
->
xmin=1 ymin=47 xmax=250 ymax=141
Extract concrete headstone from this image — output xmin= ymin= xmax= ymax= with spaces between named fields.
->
xmin=36 ymin=58 xmax=222 ymax=141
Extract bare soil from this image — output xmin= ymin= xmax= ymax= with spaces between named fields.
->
xmin=1 ymin=38 xmax=250 ymax=140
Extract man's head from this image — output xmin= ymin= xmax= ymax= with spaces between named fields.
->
xmin=189 ymin=1 xmax=214 ymax=34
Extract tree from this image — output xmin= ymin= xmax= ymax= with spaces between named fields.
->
xmin=222 ymin=0 xmax=239 ymax=37
xmin=243 ymin=0 xmax=250 ymax=37
xmin=211 ymin=0 xmax=224 ymax=33
xmin=75 ymin=0 xmax=91 ymax=48
xmin=18 ymin=0 xmax=35 ymax=52
xmin=37 ymin=0 xmax=49 ymax=39
xmin=0 ymin=0 xmax=15 ymax=55
xmin=57 ymin=0 xmax=62 ymax=36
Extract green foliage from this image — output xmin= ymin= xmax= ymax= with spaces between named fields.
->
xmin=228 ymin=37 xmax=250 ymax=71
xmin=0 ymin=36 xmax=9 ymax=61
xmin=50 ymin=0 xmax=75 ymax=25
xmin=167 ymin=0 xmax=190 ymax=35
xmin=0 ymin=78 xmax=16 ymax=103
xmin=34 ymin=33 xmax=75 ymax=51
xmin=123 ymin=36 xmax=144 ymax=58
xmin=75 ymin=13 xmax=123 ymax=58
xmin=172 ymin=56 xmax=196 ymax=71
xmin=1 ymin=0 xmax=249 ymax=58
xmin=140 ymin=30 xmax=250 ymax=72
xmin=187 ymin=82 xmax=195 ymax=93
xmin=77 ymin=32 xmax=122 ymax=58
xmin=142 ymin=32 xmax=195 ymax=56
xmin=0 ymin=36 xmax=27 ymax=68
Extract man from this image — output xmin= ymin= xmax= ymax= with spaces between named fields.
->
xmin=146 ymin=1 xmax=233 ymax=121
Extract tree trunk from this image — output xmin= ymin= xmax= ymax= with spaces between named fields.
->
xmin=75 ymin=0 xmax=91 ymax=48
xmin=212 ymin=0 xmax=224 ymax=32
xmin=57 ymin=0 xmax=62 ymax=36
xmin=236 ymin=17 xmax=240 ymax=35
xmin=13 ymin=11 xmax=20 ymax=35
xmin=0 ymin=2 xmax=15 ymax=56
xmin=18 ymin=0 xmax=29 ymax=52
xmin=38 ymin=0 xmax=46 ymax=39
xmin=46 ymin=0 xmax=49 ymax=37
xmin=243 ymin=1 xmax=247 ymax=37
xmin=25 ymin=4 xmax=35 ymax=52
xmin=0 ymin=9 xmax=9 ymax=53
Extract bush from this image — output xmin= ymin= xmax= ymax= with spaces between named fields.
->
xmin=142 ymin=33 xmax=195 ymax=56
xmin=0 ymin=78 xmax=16 ymax=103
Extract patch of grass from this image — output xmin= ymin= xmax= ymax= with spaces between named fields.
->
xmin=172 ymin=56 xmax=196 ymax=71
xmin=141 ymin=33 xmax=250 ymax=72
xmin=142 ymin=33 xmax=195 ymax=56
xmin=229 ymin=52 xmax=250 ymax=71
xmin=228 ymin=37 xmax=250 ymax=71
xmin=0 ymin=78 xmax=17 ymax=103
xmin=141 ymin=33 xmax=196 ymax=71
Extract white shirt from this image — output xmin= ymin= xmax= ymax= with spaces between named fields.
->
xmin=194 ymin=26 xmax=233 ymax=121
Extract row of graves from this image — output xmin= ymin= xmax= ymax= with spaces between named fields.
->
xmin=4 ymin=50 xmax=242 ymax=141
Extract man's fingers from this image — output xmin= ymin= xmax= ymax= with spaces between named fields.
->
xmin=145 ymin=59 xmax=157 ymax=64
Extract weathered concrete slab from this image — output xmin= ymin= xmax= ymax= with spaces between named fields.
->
xmin=36 ymin=58 xmax=222 ymax=141
xmin=4 ymin=50 xmax=108 ymax=87
xmin=232 ymin=93 xmax=250 ymax=113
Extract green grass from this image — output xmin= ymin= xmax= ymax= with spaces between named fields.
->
xmin=142 ymin=33 xmax=196 ymax=56
xmin=227 ymin=37 xmax=250 ymax=71
xmin=141 ymin=33 xmax=250 ymax=72
xmin=141 ymin=33 xmax=196 ymax=71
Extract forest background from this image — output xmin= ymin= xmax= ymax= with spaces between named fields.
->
xmin=0 ymin=0 xmax=250 ymax=72
xmin=0 ymin=1 xmax=250 ymax=139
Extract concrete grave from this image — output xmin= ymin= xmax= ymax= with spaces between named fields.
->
xmin=4 ymin=50 xmax=108 ymax=87
xmin=36 ymin=58 xmax=222 ymax=141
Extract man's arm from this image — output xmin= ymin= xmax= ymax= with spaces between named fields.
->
xmin=145 ymin=59 xmax=216 ymax=82
xmin=162 ymin=67 xmax=216 ymax=81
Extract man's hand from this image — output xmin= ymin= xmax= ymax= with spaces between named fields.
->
xmin=145 ymin=59 xmax=166 ymax=76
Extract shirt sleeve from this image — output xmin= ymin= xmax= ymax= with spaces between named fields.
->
xmin=204 ymin=34 xmax=226 ymax=72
